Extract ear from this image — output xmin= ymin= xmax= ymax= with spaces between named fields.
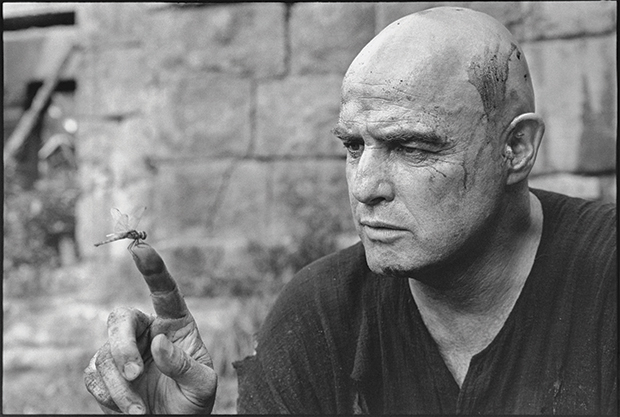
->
xmin=502 ymin=113 xmax=545 ymax=185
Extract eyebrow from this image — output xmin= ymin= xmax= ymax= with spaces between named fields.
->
xmin=331 ymin=125 xmax=357 ymax=141
xmin=382 ymin=130 xmax=446 ymax=145
xmin=331 ymin=125 xmax=446 ymax=145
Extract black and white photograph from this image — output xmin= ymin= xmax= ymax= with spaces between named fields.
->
xmin=3 ymin=2 xmax=616 ymax=414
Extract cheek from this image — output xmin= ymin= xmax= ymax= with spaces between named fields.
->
xmin=410 ymin=161 xmax=469 ymax=209
xmin=345 ymin=165 xmax=356 ymax=203
xmin=466 ymin=144 xmax=505 ymax=205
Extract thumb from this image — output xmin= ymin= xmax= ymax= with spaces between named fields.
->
xmin=151 ymin=334 xmax=217 ymax=409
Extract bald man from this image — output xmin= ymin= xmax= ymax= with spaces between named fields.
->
xmin=84 ymin=7 xmax=616 ymax=415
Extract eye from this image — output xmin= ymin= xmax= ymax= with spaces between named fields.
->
xmin=343 ymin=140 xmax=364 ymax=158
xmin=396 ymin=145 xmax=415 ymax=153
xmin=393 ymin=143 xmax=433 ymax=163
xmin=394 ymin=144 xmax=423 ymax=155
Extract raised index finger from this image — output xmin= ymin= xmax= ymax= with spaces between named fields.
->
xmin=129 ymin=242 xmax=189 ymax=319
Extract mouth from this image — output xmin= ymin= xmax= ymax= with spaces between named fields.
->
xmin=360 ymin=220 xmax=408 ymax=242
xmin=361 ymin=220 xmax=404 ymax=229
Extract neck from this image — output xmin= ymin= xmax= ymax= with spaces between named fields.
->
xmin=409 ymin=189 xmax=543 ymax=316
xmin=408 ymin=189 xmax=543 ymax=387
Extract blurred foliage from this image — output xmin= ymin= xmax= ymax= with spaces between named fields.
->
xmin=206 ymin=295 xmax=275 ymax=378
xmin=3 ymin=294 xmax=252 ymax=414
xmin=175 ymin=194 xmax=349 ymax=298
xmin=3 ymin=169 xmax=80 ymax=296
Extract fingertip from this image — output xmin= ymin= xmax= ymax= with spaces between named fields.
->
xmin=129 ymin=243 xmax=165 ymax=276
xmin=130 ymin=244 xmax=180 ymax=298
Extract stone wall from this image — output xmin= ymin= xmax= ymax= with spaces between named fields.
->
xmin=73 ymin=2 xmax=616 ymax=296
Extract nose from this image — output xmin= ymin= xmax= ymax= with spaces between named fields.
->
xmin=348 ymin=147 xmax=395 ymax=206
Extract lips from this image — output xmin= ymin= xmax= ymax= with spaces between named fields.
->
xmin=361 ymin=220 xmax=404 ymax=229
xmin=360 ymin=220 xmax=408 ymax=242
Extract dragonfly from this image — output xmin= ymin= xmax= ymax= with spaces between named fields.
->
xmin=94 ymin=207 xmax=147 ymax=249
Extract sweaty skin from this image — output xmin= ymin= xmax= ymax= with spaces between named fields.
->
xmin=335 ymin=7 xmax=544 ymax=386
xmin=337 ymin=6 xmax=539 ymax=279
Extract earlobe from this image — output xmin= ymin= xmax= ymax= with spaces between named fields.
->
xmin=504 ymin=113 xmax=545 ymax=185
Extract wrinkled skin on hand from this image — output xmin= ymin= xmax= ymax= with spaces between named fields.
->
xmin=83 ymin=243 xmax=217 ymax=414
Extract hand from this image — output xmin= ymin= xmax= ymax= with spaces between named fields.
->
xmin=83 ymin=242 xmax=217 ymax=414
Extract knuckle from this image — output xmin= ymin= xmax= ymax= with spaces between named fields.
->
xmin=95 ymin=344 xmax=112 ymax=368
xmin=106 ymin=306 xmax=134 ymax=328
xmin=107 ymin=307 xmax=152 ymax=333
xmin=84 ymin=356 xmax=97 ymax=377
xmin=83 ymin=367 xmax=99 ymax=394
xmin=84 ymin=367 xmax=117 ymax=411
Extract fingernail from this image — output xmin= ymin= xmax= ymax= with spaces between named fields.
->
xmin=128 ymin=404 xmax=145 ymax=414
xmin=123 ymin=362 xmax=140 ymax=380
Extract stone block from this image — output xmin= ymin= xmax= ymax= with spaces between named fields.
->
xmin=75 ymin=189 xmax=113 ymax=259
xmin=143 ymin=3 xmax=286 ymax=78
xmin=521 ymin=2 xmax=616 ymax=41
xmin=153 ymin=161 xmax=230 ymax=240
xmin=208 ymin=161 xmax=271 ymax=240
xmin=377 ymin=2 xmax=523 ymax=35
xmin=146 ymin=73 xmax=252 ymax=158
xmin=77 ymin=47 xmax=149 ymax=116
xmin=268 ymin=160 xmax=355 ymax=242
xmin=158 ymin=241 xmax=226 ymax=284
xmin=290 ymin=3 xmax=376 ymax=75
xmin=77 ymin=116 xmax=158 ymax=195
xmin=157 ymin=238 xmax=259 ymax=293
xmin=153 ymin=160 xmax=270 ymax=242
xmin=529 ymin=173 xmax=601 ymax=201
xmin=522 ymin=35 xmax=616 ymax=174
xmin=75 ymin=118 xmax=118 ymax=164
xmin=110 ymin=118 xmax=160 ymax=186
xmin=77 ymin=3 xmax=150 ymax=46
xmin=377 ymin=2 xmax=438 ymax=31
xmin=255 ymin=75 xmax=344 ymax=156
xmin=74 ymin=51 xmax=97 ymax=116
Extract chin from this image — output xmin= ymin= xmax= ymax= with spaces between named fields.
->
xmin=363 ymin=241 xmax=450 ymax=278
xmin=365 ymin=252 xmax=418 ymax=278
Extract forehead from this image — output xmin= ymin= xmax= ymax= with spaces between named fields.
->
xmin=336 ymin=8 xmax=521 ymax=139
xmin=338 ymin=39 xmax=487 ymax=137
xmin=338 ymin=77 xmax=486 ymax=142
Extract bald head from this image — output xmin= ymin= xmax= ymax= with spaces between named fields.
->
xmin=338 ymin=7 xmax=545 ymax=278
xmin=342 ymin=7 xmax=535 ymax=132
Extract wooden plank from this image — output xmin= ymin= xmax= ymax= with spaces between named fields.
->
xmin=4 ymin=42 xmax=76 ymax=165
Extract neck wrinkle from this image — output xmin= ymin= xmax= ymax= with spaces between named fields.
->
xmin=409 ymin=189 xmax=541 ymax=316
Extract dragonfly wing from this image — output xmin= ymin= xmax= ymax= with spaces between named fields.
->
xmin=128 ymin=206 xmax=147 ymax=230
xmin=111 ymin=208 xmax=131 ymax=233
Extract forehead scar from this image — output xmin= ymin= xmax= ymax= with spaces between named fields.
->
xmin=467 ymin=43 xmax=518 ymax=118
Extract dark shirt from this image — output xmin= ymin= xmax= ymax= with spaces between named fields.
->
xmin=234 ymin=189 xmax=617 ymax=414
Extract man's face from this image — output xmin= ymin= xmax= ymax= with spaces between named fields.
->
xmin=336 ymin=55 xmax=508 ymax=277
